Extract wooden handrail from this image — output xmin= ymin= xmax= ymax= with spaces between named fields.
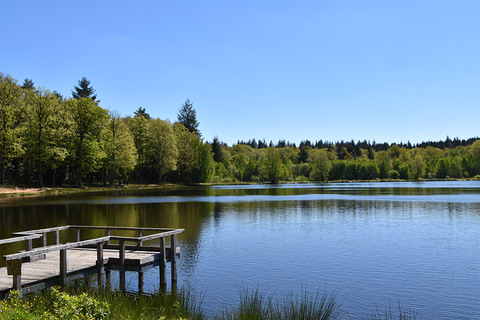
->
xmin=70 ymin=225 xmax=178 ymax=232
xmin=0 ymin=234 xmax=42 ymax=245
xmin=111 ymin=229 xmax=185 ymax=242
xmin=12 ymin=226 xmax=70 ymax=236
xmin=4 ymin=236 xmax=110 ymax=260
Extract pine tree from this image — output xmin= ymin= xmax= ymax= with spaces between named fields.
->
xmin=72 ymin=77 xmax=99 ymax=102
xmin=211 ymin=136 xmax=224 ymax=162
xmin=22 ymin=78 xmax=35 ymax=90
xmin=134 ymin=107 xmax=150 ymax=119
xmin=177 ymin=99 xmax=200 ymax=137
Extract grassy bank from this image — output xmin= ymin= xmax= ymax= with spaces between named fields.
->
xmin=0 ymin=286 xmax=421 ymax=320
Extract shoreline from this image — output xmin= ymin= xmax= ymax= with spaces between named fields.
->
xmin=0 ymin=178 xmax=477 ymax=199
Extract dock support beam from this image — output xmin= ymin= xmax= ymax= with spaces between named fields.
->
xmin=96 ymin=242 xmax=104 ymax=287
xmin=119 ymin=239 xmax=126 ymax=291
xmin=59 ymin=249 xmax=67 ymax=286
xmin=170 ymin=235 xmax=177 ymax=288
xmin=138 ymin=271 xmax=144 ymax=295
xmin=159 ymin=237 xmax=166 ymax=289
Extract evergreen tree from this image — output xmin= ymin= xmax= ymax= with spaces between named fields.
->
xmin=211 ymin=136 xmax=224 ymax=162
xmin=134 ymin=107 xmax=150 ymax=119
xmin=177 ymin=99 xmax=200 ymax=137
xmin=72 ymin=77 xmax=99 ymax=102
xmin=22 ymin=78 xmax=35 ymax=90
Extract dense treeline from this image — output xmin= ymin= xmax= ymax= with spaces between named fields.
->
xmin=1 ymin=73 xmax=479 ymax=186
xmin=0 ymin=74 xmax=213 ymax=186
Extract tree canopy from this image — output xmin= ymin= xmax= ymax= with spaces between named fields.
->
xmin=72 ymin=77 xmax=99 ymax=102
xmin=0 ymin=73 xmax=478 ymax=186
xmin=177 ymin=99 xmax=200 ymax=137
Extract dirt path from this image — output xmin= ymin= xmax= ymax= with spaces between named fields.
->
xmin=0 ymin=187 xmax=43 ymax=195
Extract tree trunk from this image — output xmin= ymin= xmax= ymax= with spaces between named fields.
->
xmin=52 ymin=168 xmax=56 ymax=187
xmin=0 ymin=161 xmax=4 ymax=185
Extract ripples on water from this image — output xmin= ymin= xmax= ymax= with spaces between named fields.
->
xmin=0 ymin=181 xmax=479 ymax=319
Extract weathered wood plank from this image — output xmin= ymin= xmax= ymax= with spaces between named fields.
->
xmin=0 ymin=234 xmax=42 ymax=245
xmin=12 ymin=226 xmax=70 ymax=236
xmin=4 ymin=237 xmax=110 ymax=260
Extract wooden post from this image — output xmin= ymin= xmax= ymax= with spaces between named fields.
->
xmin=60 ymin=249 xmax=67 ymax=286
xmin=138 ymin=271 xmax=144 ymax=295
xmin=170 ymin=235 xmax=177 ymax=286
xmin=54 ymin=230 xmax=60 ymax=245
xmin=106 ymin=270 xmax=111 ymax=289
xmin=105 ymin=229 xmax=110 ymax=244
xmin=7 ymin=259 xmax=22 ymax=291
xmin=75 ymin=228 xmax=80 ymax=242
xmin=159 ymin=237 xmax=167 ymax=289
xmin=41 ymin=232 xmax=47 ymax=247
xmin=25 ymin=239 xmax=32 ymax=251
xmin=13 ymin=274 xmax=21 ymax=291
xmin=119 ymin=239 xmax=126 ymax=291
xmin=97 ymin=242 xmax=104 ymax=287
xmin=137 ymin=230 xmax=143 ymax=246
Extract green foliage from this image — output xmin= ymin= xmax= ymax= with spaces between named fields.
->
xmin=211 ymin=136 xmax=224 ymax=162
xmin=148 ymin=119 xmax=178 ymax=181
xmin=0 ymin=73 xmax=26 ymax=184
xmin=261 ymin=147 xmax=283 ymax=183
xmin=67 ymin=98 xmax=109 ymax=186
xmin=218 ymin=288 xmax=343 ymax=320
xmin=48 ymin=287 xmax=110 ymax=320
xmin=177 ymin=99 xmax=200 ymax=137
xmin=22 ymin=78 xmax=35 ymax=90
xmin=72 ymin=76 xmax=99 ymax=102
xmin=106 ymin=112 xmax=137 ymax=183
xmin=1 ymin=73 xmax=478 ymax=186
xmin=24 ymin=88 xmax=67 ymax=186
xmin=308 ymin=149 xmax=331 ymax=181
xmin=409 ymin=154 xmax=426 ymax=180
xmin=196 ymin=143 xmax=214 ymax=183
xmin=0 ymin=289 xmax=109 ymax=320
xmin=174 ymin=122 xmax=200 ymax=183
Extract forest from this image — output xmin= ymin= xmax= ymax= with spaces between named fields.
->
xmin=1 ymin=73 xmax=479 ymax=187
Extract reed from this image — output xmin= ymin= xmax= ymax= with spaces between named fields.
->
xmin=217 ymin=287 xmax=343 ymax=320
xmin=0 ymin=286 xmax=423 ymax=320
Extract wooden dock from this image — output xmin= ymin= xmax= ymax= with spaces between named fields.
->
xmin=0 ymin=225 xmax=184 ymax=298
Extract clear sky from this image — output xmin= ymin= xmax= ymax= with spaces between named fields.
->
xmin=1 ymin=0 xmax=479 ymax=146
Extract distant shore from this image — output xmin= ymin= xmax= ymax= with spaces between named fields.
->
xmin=0 ymin=179 xmax=478 ymax=199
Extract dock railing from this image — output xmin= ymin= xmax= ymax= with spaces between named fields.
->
xmin=2 ymin=225 xmax=184 ymax=292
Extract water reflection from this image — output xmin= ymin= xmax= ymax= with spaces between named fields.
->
xmin=0 ymin=181 xmax=479 ymax=319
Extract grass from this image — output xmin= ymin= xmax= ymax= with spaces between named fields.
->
xmin=217 ymin=287 xmax=343 ymax=320
xmin=0 ymin=286 xmax=423 ymax=320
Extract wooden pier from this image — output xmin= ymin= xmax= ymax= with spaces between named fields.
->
xmin=0 ymin=225 xmax=184 ymax=298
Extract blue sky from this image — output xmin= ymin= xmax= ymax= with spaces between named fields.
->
xmin=1 ymin=0 xmax=479 ymax=146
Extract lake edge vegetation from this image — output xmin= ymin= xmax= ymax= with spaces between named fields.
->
xmin=0 ymin=285 xmax=421 ymax=320
xmin=1 ymin=73 xmax=479 ymax=188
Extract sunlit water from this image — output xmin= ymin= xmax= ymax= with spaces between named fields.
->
xmin=1 ymin=181 xmax=479 ymax=319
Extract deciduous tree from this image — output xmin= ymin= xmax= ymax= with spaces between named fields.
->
xmin=24 ymin=88 xmax=67 ymax=186
xmin=0 ymin=74 xmax=26 ymax=184
xmin=148 ymin=118 xmax=178 ymax=182
xmin=66 ymin=98 xmax=108 ymax=186
xmin=106 ymin=111 xmax=137 ymax=185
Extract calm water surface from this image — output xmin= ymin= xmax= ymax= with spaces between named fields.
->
xmin=1 ymin=181 xmax=479 ymax=319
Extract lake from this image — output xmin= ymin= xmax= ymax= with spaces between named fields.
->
xmin=1 ymin=181 xmax=479 ymax=319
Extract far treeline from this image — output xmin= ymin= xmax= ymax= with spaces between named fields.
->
xmin=1 ymin=73 xmax=479 ymax=187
